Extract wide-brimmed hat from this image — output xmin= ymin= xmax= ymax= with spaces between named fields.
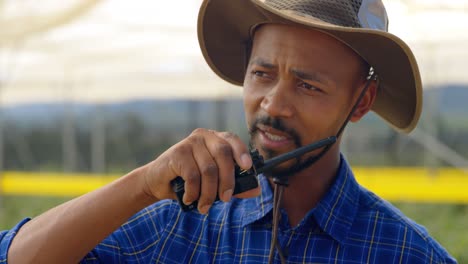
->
xmin=197 ymin=0 xmax=422 ymax=133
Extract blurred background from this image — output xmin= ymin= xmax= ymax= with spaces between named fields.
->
xmin=0 ymin=0 xmax=467 ymax=261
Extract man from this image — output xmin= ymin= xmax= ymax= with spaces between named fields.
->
xmin=0 ymin=0 xmax=456 ymax=263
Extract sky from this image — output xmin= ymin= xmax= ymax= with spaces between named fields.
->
xmin=0 ymin=0 xmax=467 ymax=105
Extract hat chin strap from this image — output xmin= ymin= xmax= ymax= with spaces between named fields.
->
xmin=271 ymin=71 xmax=377 ymax=186
xmin=267 ymin=71 xmax=377 ymax=264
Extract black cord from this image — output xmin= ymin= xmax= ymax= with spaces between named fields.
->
xmin=268 ymin=185 xmax=278 ymax=262
xmin=335 ymin=71 xmax=376 ymax=139
xmin=266 ymin=72 xmax=377 ymax=263
xmin=268 ymin=184 xmax=286 ymax=264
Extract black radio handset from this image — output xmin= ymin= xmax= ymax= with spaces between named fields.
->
xmin=171 ymin=149 xmax=264 ymax=212
xmin=170 ymin=136 xmax=336 ymax=212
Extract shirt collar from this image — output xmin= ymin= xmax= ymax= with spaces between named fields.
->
xmin=240 ymin=174 xmax=274 ymax=226
xmin=240 ymin=154 xmax=360 ymax=244
xmin=311 ymin=157 xmax=360 ymax=243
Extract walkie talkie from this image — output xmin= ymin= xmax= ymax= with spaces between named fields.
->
xmin=171 ymin=136 xmax=336 ymax=211
xmin=171 ymin=149 xmax=263 ymax=211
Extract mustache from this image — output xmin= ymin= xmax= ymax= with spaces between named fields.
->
xmin=248 ymin=116 xmax=325 ymax=179
xmin=248 ymin=116 xmax=301 ymax=147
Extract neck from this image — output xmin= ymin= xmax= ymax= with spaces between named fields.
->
xmin=270 ymin=148 xmax=341 ymax=227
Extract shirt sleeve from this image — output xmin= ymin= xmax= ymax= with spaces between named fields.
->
xmin=430 ymin=247 xmax=459 ymax=264
xmin=80 ymin=233 xmax=123 ymax=264
xmin=0 ymin=218 xmax=31 ymax=262
xmin=80 ymin=199 xmax=179 ymax=263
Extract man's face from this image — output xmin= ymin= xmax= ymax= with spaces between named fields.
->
xmin=243 ymin=24 xmax=369 ymax=176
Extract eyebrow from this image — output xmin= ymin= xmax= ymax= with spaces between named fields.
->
xmin=248 ymin=58 xmax=277 ymax=69
xmin=249 ymin=57 xmax=335 ymax=87
xmin=291 ymin=69 xmax=328 ymax=84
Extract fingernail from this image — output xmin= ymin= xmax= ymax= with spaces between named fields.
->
xmin=223 ymin=189 xmax=233 ymax=201
xmin=200 ymin=205 xmax=211 ymax=214
xmin=183 ymin=195 xmax=192 ymax=205
xmin=241 ymin=153 xmax=252 ymax=168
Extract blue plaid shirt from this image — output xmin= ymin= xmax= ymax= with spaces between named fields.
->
xmin=0 ymin=157 xmax=456 ymax=263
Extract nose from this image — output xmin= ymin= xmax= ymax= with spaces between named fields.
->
xmin=260 ymin=80 xmax=294 ymax=118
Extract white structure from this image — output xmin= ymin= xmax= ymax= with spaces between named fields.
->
xmin=0 ymin=0 xmax=467 ymax=105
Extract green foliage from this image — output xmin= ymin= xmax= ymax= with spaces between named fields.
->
xmin=0 ymin=196 xmax=70 ymax=229
xmin=396 ymin=202 xmax=468 ymax=263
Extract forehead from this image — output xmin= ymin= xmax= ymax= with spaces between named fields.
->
xmin=250 ymin=24 xmax=363 ymax=69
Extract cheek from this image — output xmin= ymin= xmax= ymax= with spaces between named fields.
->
xmin=325 ymin=98 xmax=353 ymax=132
xmin=297 ymin=96 xmax=345 ymax=134
xmin=242 ymin=79 xmax=266 ymax=110
xmin=242 ymin=87 xmax=260 ymax=126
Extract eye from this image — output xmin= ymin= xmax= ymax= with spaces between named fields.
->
xmin=252 ymin=70 xmax=268 ymax=78
xmin=298 ymin=81 xmax=322 ymax=92
xmin=250 ymin=70 xmax=274 ymax=83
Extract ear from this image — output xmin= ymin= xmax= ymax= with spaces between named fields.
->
xmin=350 ymin=80 xmax=378 ymax=122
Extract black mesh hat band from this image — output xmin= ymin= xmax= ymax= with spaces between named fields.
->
xmin=265 ymin=0 xmax=363 ymax=27
xmin=264 ymin=0 xmax=388 ymax=31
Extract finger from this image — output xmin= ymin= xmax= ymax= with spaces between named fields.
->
xmin=169 ymin=144 xmax=201 ymax=205
xmin=204 ymin=134 xmax=235 ymax=203
xmin=189 ymin=136 xmax=220 ymax=214
xmin=215 ymin=131 xmax=252 ymax=170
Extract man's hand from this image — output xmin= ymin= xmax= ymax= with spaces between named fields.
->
xmin=141 ymin=128 xmax=261 ymax=214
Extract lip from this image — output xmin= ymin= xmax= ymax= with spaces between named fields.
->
xmin=257 ymin=125 xmax=294 ymax=150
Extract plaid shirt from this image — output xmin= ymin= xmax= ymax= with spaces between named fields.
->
xmin=0 ymin=157 xmax=456 ymax=263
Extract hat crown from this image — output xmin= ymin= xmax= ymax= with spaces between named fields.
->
xmin=264 ymin=0 xmax=388 ymax=31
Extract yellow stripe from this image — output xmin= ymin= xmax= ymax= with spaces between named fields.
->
xmin=367 ymin=211 xmax=379 ymax=263
xmin=324 ymin=168 xmax=348 ymax=230
xmin=399 ymin=226 xmax=408 ymax=264
xmin=1 ymin=167 xmax=468 ymax=203
xmin=156 ymin=210 xmax=182 ymax=263
xmin=0 ymin=171 xmax=117 ymax=196
xmin=334 ymin=244 xmax=340 ymax=264
xmin=189 ymin=214 xmax=208 ymax=263
xmin=303 ymin=231 xmax=311 ymax=263
xmin=213 ymin=208 xmax=228 ymax=262
xmin=100 ymin=243 xmax=120 ymax=250
xmin=354 ymin=167 xmax=468 ymax=203
xmin=239 ymin=227 xmax=247 ymax=263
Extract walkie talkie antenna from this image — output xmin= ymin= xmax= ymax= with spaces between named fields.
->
xmin=256 ymin=136 xmax=337 ymax=174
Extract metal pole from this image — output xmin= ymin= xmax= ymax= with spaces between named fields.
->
xmin=215 ymin=98 xmax=226 ymax=131
xmin=91 ymin=105 xmax=105 ymax=173
xmin=423 ymin=42 xmax=439 ymax=171
xmin=187 ymin=99 xmax=199 ymax=132
xmin=62 ymin=76 xmax=78 ymax=172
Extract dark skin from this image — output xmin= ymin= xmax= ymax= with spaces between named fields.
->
xmin=7 ymin=24 xmax=376 ymax=263
xmin=243 ymin=24 xmax=377 ymax=226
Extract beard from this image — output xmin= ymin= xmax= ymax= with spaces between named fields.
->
xmin=248 ymin=115 xmax=323 ymax=180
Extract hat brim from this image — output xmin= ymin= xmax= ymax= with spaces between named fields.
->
xmin=198 ymin=0 xmax=422 ymax=133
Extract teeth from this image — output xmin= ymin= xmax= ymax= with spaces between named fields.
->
xmin=264 ymin=132 xmax=286 ymax=141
